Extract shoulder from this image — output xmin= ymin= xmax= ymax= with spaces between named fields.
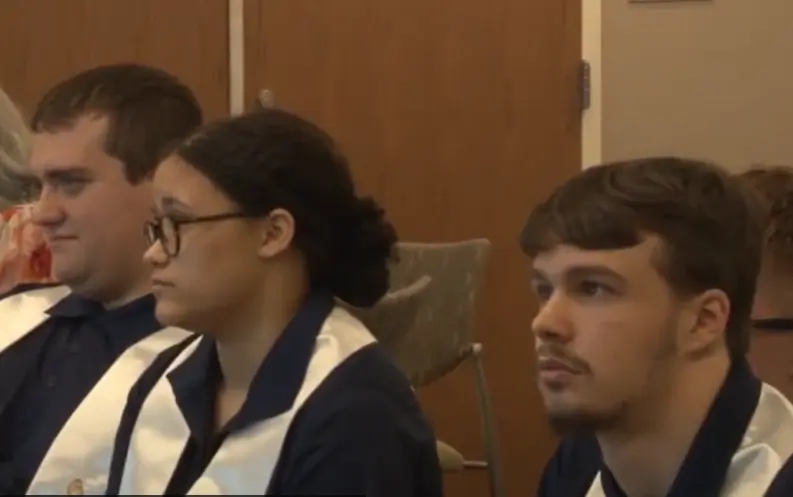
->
xmin=0 ymin=282 xmax=65 ymax=303
xmin=273 ymin=344 xmax=442 ymax=495
xmin=294 ymin=343 xmax=434 ymax=442
xmin=306 ymin=343 xmax=428 ymax=428
xmin=537 ymin=435 xmax=602 ymax=497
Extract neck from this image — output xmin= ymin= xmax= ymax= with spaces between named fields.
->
xmin=77 ymin=267 xmax=153 ymax=309
xmin=103 ymin=278 xmax=152 ymax=309
xmin=215 ymin=282 xmax=309 ymax=392
xmin=597 ymin=352 xmax=730 ymax=497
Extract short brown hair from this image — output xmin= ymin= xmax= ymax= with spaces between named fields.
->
xmin=520 ymin=157 xmax=765 ymax=360
xmin=30 ymin=63 xmax=203 ymax=183
xmin=737 ymin=165 xmax=793 ymax=268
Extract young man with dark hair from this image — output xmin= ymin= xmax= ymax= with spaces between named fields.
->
xmin=525 ymin=157 xmax=793 ymax=496
xmin=0 ymin=63 xmax=202 ymax=494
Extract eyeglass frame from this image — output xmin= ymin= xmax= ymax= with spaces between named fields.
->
xmin=145 ymin=212 xmax=256 ymax=257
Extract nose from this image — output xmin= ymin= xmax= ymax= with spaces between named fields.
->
xmin=31 ymin=187 xmax=65 ymax=228
xmin=143 ymin=238 xmax=169 ymax=267
xmin=532 ymin=291 xmax=575 ymax=343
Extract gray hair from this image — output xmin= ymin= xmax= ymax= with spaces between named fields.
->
xmin=0 ymin=87 xmax=32 ymax=209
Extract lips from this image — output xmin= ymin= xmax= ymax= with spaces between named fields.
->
xmin=537 ymin=357 xmax=580 ymax=374
xmin=151 ymin=278 xmax=174 ymax=288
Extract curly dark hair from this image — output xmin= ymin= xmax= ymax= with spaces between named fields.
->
xmin=175 ymin=108 xmax=398 ymax=307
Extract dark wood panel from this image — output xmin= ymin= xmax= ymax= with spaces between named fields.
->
xmin=0 ymin=0 xmax=229 ymax=120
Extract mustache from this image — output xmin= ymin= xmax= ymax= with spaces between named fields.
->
xmin=536 ymin=343 xmax=591 ymax=375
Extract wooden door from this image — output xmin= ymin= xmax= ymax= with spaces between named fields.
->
xmin=244 ymin=1 xmax=582 ymax=495
xmin=0 ymin=0 xmax=229 ymax=120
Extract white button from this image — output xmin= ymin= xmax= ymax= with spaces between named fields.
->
xmin=66 ymin=478 xmax=84 ymax=495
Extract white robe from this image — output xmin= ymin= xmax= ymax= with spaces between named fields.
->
xmin=583 ymin=382 xmax=793 ymax=496
xmin=0 ymin=285 xmax=191 ymax=495
xmin=116 ymin=307 xmax=375 ymax=495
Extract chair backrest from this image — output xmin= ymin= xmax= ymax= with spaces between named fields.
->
xmin=389 ymin=239 xmax=492 ymax=386
xmin=336 ymin=274 xmax=431 ymax=351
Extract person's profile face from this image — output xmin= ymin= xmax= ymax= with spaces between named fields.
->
xmin=529 ymin=237 xmax=682 ymax=434
xmin=28 ymin=115 xmax=152 ymax=291
xmin=144 ymin=155 xmax=269 ymax=333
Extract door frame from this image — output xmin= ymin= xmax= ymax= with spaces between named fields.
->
xmin=582 ymin=0 xmax=602 ymax=168
xmin=228 ymin=0 xmax=245 ymax=115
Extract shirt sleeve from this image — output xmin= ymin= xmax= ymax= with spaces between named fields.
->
xmin=275 ymin=389 xmax=443 ymax=497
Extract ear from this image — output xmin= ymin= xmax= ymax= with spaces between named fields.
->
xmin=257 ymin=208 xmax=295 ymax=259
xmin=680 ymin=288 xmax=730 ymax=355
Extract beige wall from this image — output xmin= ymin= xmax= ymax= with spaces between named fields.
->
xmin=602 ymin=0 xmax=793 ymax=171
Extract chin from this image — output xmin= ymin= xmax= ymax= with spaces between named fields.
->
xmin=50 ymin=261 xmax=90 ymax=290
xmin=154 ymin=298 xmax=188 ymax=328
xmin=545 ymin=400 xmax=623 ymax=436
xmin=50 ymin=257 xmax=79 ymax=281
xmin=547 ymin=410 xmax=605 ymax=436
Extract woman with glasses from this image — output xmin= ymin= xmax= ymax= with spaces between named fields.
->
xmin=105 ymin=109 xmax=443 ymax=496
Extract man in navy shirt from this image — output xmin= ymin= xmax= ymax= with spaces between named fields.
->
xmin=0 ymin=64 xmax=202 ymax=495
xmin=522 ymin=157 xmax=793 ymax=497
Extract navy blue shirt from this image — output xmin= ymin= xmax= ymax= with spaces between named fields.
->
xmin=106 ymin=294 xmax=443 ymax=496
xmin=0 ymin=285 xmax=160 ymax=494
xmin=537 ymin=360 xmax=793 ymax=497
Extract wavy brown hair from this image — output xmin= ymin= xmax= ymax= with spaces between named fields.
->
xmin=737 ymin=165 xmax=793 ymax=268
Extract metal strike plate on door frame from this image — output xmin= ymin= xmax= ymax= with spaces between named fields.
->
xmin=579 ymin=59 xmax=591 ymax=113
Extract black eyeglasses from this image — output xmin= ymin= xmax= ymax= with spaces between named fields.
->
xmin=752 ymin=318 xmax=793 ymax=333
xmin=145 ymin=212 xmax=252 ymax=257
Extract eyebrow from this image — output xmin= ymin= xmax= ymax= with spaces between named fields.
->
xmin=532 ymin=264 xmax=626 ymax=282
xmin=40 ymin=166 xmax=93 ymax=182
